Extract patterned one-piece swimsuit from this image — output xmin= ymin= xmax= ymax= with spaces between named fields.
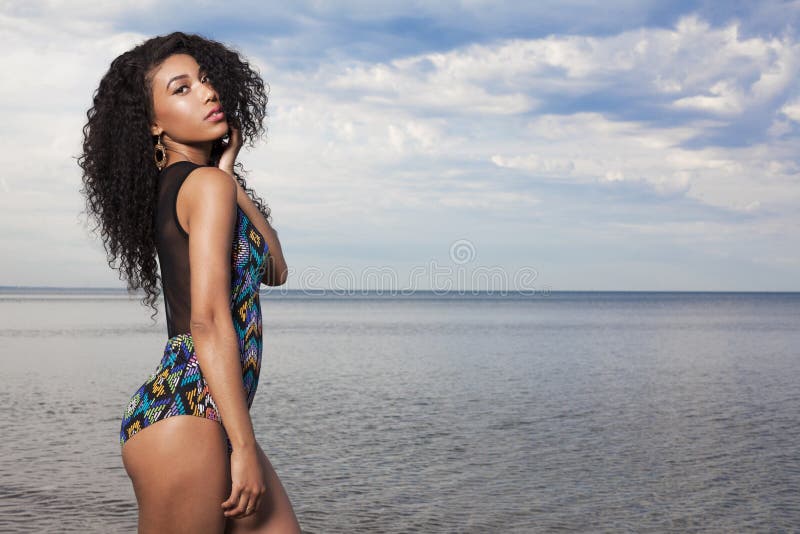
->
xmin=119 ymin=203 xmax=269 ymax=455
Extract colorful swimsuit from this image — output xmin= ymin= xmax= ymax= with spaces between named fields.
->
xmin=119 ymin=160 xmax=269 ymax=455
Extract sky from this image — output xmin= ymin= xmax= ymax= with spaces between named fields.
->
xmin=1 ymin=0 xmax=798 ymax=292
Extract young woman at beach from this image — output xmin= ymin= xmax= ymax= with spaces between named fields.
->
xmin=77 ymin=32 xmax=300 ymax=533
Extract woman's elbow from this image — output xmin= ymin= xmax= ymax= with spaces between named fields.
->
xmin=276 ymin=258 xmax=288 ymax=284
xmin=267 ymin=267 xmax=288 ymax=286
xmin=262 ymin=261 xmax=288 ymax=286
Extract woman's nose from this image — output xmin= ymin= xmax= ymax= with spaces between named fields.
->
xmin=203 ymin=83 xmax=218 ymax=102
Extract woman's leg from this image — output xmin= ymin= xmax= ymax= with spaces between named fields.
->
xmin=122 ymin=415 xmax=231 ymax=534
xmin=224 ymin=441 xmax=302 ymax=534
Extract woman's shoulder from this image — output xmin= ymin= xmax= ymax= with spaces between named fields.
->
xmin=176 ymin=165 xmax=238 ymax=229
xmin=181 ymin=165 xmax=235 ymax=197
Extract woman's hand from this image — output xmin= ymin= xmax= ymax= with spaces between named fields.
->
xmin=218 ymin=125 xmax=243 ymax=178
xmin=221 ymin=442 xmax=267 ymax=519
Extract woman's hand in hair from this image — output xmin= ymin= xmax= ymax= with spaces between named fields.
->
xmin=218 ymin=125 xmax=243 ymax=178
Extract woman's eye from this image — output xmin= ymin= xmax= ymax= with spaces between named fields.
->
xmin=173 ymin=76 xmax=209 ymax=94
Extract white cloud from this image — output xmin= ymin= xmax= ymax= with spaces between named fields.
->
xmin=491 ymin=154 xmax=576 ymax=176
xmin=673 ymin=80 xmax=745 ymax=116
xmin=318 ymin=13 xmax=799 ymax=124
xmin=780 ymin=98 xmax=800 ymax=122
xmin=327 ymin=58 xmax=535 ymax=114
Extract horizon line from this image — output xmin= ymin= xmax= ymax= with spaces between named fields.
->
xmin=0 ymin=286 xmax=798 ymax=294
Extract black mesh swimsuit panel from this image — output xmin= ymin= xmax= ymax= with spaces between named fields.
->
xmin=156 ymin=161 xmax=194 ymax=338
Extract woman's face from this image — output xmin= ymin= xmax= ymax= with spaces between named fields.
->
xmin=148 ymin=53 xmax=228 ymax=143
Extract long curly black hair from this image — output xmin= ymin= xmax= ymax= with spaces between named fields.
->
xmin=76 ymin=31 xmax=271 ymax=324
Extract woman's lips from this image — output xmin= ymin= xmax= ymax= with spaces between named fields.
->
xmin=205 ymin=110 xmax=225 ymax=122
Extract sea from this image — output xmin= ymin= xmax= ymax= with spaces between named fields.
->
xmin=0 ymin=289 xmax=798 ymax=533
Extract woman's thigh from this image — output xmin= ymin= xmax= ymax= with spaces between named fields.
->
xmin=122 ymin=415 xmax=231 ymax=534
xmin=224 ymin=442 xmax=302 ymax=534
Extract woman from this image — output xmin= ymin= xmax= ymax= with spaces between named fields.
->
xmin=77 ymin=32 xmax=301 ymax=533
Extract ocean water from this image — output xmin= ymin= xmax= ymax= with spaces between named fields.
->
xmin=0 ymin=290 xmax=798 ymax=533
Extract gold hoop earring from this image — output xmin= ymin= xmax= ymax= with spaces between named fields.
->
xmin=154 ymin=132 xmax=167 ymax=170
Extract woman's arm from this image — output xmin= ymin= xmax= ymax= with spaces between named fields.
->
xmin=233 ymin=180 xmax=288 ymax=286
xmin=184 ymin=166 xmax=257 ymax=449
xmin=217 ymin=126 xmax=287 ymax=286
xmin=209 ymin=127 xmax=269 ymax=518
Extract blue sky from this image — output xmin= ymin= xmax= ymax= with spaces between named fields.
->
xmin=1 ymin=1 xmax=798 ymax=291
